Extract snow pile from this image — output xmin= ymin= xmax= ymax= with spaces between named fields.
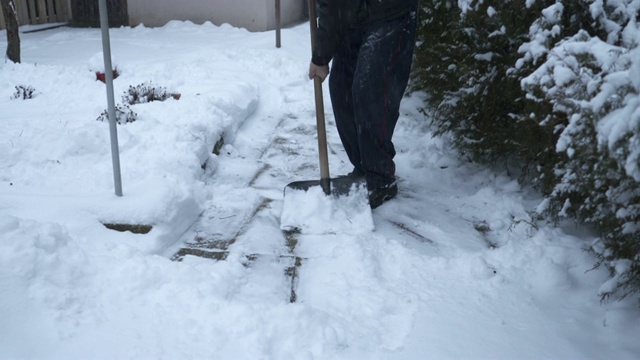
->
xmin=280 ymin=183 xmax=373 ymax=235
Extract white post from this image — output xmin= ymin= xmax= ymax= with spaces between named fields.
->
xmin=98 ymin=0 xmax=123 ymax=196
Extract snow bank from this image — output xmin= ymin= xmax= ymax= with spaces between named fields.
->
xmin=0 ymin=26 xmax=259 ymax=252
xmin=280 ymin=183 xmax=373 ymax=235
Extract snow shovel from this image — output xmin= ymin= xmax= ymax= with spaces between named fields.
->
xmin=280 ymin=0 xmax=373 ymax=235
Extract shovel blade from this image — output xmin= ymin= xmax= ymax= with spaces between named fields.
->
xmin=285 ymin=176 xmax=366 ymax=196
xmin=281 ymin=177 xmax=373 ymax=235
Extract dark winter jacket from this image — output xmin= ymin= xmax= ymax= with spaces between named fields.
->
xmin=312 ymin=0 xmax=419 ymax=66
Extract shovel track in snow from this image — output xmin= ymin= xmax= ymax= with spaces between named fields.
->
xmin=170 ymin=197 xmax=272 ymax=262
xmin=169 ymin=114 xmax=313 ymax=302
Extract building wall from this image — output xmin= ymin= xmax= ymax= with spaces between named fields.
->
xmin=128 ymin=0 xmax=304 ymax=31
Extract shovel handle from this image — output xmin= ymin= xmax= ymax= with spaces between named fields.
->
xmin=314 ymin=76 xmax=331 ymax=194
xmin=309 ymin=0 xmax=331 ymax=195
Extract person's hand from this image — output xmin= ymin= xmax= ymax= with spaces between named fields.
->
xmin=309 ymin=63 xmax=329 ymax=82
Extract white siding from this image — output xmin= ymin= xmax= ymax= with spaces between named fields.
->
xmin=128 ymin=0 xmax=304 ymax=31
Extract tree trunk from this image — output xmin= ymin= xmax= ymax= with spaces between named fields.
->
xmin=71 ymin=0 xmax=129 ymax=28
xmin=1 ymin=0 xmax=20 ymax=63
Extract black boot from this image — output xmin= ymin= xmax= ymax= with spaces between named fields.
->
xmin=368 ymin=182 xmax=398 ymax=209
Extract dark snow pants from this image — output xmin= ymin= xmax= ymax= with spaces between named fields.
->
xmin=329 ymin=9 xmax=417 ymax=189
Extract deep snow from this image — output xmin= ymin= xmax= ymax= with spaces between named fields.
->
xmin=1 ymin=20 xmax=639 ymax=360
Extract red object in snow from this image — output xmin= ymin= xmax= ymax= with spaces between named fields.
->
xmin=96 ymin=69 xmax=120 ymax=83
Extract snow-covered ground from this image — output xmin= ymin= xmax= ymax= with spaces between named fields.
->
xmin=1 ymin=21 xmax=639 ymax=360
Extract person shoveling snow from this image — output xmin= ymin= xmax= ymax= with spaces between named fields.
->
xmin=282 ymin=0 xmax=418 ymax=233
xmin=308 ymin=0 xmax=419 ymax=208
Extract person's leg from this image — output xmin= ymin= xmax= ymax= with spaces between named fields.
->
xmin=352 ymin=11 xmax=418 ymax=189
xmin=329 ymin=28 xmax=365 ymax=175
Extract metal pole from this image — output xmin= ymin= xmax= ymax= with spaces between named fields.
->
xmin=275 ymin=0 xmax=281 ymax=48
xmin=98 ymin=0 xmax=123 ymax=197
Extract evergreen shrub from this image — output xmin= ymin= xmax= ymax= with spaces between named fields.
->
xmin=412 ymin=0 xmax=640 ymax=303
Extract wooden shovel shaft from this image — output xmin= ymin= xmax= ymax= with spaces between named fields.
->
xmin=314 ymin=77 xmax=331 ymax=193
xmin=308 ymin=0 xmax=331 ymax=195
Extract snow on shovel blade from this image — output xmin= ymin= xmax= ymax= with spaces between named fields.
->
xmin=280 ymin=177 xmax=373 ymax=235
